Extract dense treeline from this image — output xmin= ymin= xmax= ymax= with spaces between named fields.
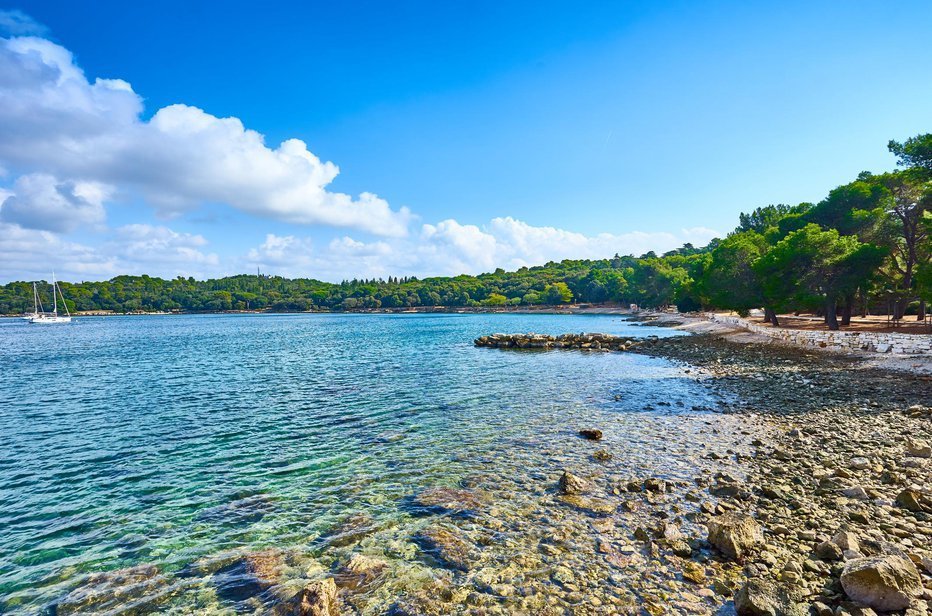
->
xmin=1 ymin=135 xmax=930 ymax=327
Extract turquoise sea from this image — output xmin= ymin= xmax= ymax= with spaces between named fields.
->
xmin=0 ymin=313 xmax=746 ymax=614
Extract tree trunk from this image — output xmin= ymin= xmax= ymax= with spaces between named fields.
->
xmin=764 ymin=306 xmax=780 ymax=327
xmin=841 ymin=296 xmax=853 ymax=326
xmin=917 ymin=300 xmax=926 ymax=321
xmin=825 ymin=298 xmax=839 ymax=331
xmin=893 ymin=298 xmax=907 ymax=321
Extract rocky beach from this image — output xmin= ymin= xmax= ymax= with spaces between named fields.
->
xmin=631 ymin=329 xmax=932 ymax=615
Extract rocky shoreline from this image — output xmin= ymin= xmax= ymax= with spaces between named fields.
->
xmin=629 ymin=333 xmax=932 ymax=615
xmin=474 ymin=332 xmax=654 ymax=351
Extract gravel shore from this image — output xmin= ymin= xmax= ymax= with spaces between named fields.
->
xmin=632 ymin=332 xmax=932 ymax=615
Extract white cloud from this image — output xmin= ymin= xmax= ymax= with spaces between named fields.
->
xmin=0 ymin=223 xmax=118 ymax=281
xmin=247 ymin=233 xmax=315 ymax=270
xmin=0 ymin=10 xmax=48 ymax=37
xmin=0 ymin=35 xmax=412 ymax=236
xmin=0 ymin=173 xmax=109 ymax=232
xmin=244 ymin=217 xmax=721 ymax=280
xmin=0 ymin=222 xmax=219 ymax=282
xmin=107 ymin=224 xmax=219 ymax=272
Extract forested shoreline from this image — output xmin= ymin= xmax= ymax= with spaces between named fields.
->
xmin=2 ymin=135 xmax=929 ymax=328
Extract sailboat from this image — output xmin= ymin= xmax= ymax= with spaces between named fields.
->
xmin=29 ymin=274 xmax=73 ymax=324
xmin=21 ymin=282 xmax=48 ymax=320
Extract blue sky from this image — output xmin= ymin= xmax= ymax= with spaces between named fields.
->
xmin=0 ymin=1 xmax=930 ymax=282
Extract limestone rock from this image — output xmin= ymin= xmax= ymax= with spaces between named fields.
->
xmin=707 ymin=512 xmax=764 ymax=560
xmin=840 ymin=555 xmax=922 ymax=611
xmin=556 ymin=494 xmax=616 ymax=516
xmin=734 ymin=578 xmax=806 ymax=616
xmin=815 ymin=540 xmax=843 ymax=561
xmin=681 ymin=561 xmax=705 ymax=584
xmin=905 ymin=439 xmax=931 ymax=458
xmin=833 ymin=531 xmax=860 ymax=553
xmin=558 ymin=470 xmax=588 ymax=495
xmin=840 ymin=486 xmax=869 ymax=500
xmin=643 ymin=477 xmax=666 ymax=493
xmin=895 ymin=489 xmax=931 ymax=513
xmin=276 ymin=578 xmax=339 ymax=616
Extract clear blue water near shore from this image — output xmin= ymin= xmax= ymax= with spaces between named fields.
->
xmin=0 ymin=313 xmax=738 ymax=613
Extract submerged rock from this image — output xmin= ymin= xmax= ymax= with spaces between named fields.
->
xmin=54 ymin=565 xmax=168 ymax=615
xmin=334 ymin=553 xmax=388 ymax=591
xmin=414 ymin=524 xmax=476 ymax=571
xmin=274 ymin=578 xmax=339 ymax=616
xmin=578 ymin=428 xmax=603 ymax=440
xmin=212 ymin=549 xmax=290 ymax=603
xmin=193 ymin=492 xmax=274 ymax=526
xmin=412 ymin=487 xmax=483 ymax=515
xmin=706 ymin=512 xmax=763 ymax=561
xmin=839 ymin=555 xmax=922 ymax=611
xmin=318 ymin=512 xmax=377 ymax=548
xmin=592 ymin=449 xmax=613 ymax=461
xmin=556 ymin=494 xmax=616 ymax=516
xmin=387 ymin=580 xmax=452 ymax=616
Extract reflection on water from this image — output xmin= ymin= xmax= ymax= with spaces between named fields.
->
xmin=0 ymin=313 xmax=750 ymax=613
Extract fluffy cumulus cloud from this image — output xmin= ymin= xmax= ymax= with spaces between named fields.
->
xmin=0 ymin=33 xmax=411 ymax=236
xmin=107 ymin=224 xmax=219 ymax=271
xmin=0 ymin=222 xmax=220 ymax=281
xmin=245 ymin=217 xmax=721 ymax=281
xmin=0 ymin=173 xmax=109 ymax=232
xmin=0 ymin=222 xmax=117 ymax=280
xmin=246 ymin=234 xmax=316 ymax=271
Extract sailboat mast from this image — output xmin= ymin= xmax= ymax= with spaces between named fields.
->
xmin=52 ymin=273 xmax=58 ymax=316
xmin=33 ymin=282 xmax=38 ymax=314
xmin=59 ymin=281 xmax=70 ymax=316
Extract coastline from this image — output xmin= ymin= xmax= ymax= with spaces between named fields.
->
xmin=648 ymin=311 xmax=932 ymax=375
xmin=0 ymin=304 xmax=636 ymax=318
xmin=6 ymin=314 xmax=930 ymax=613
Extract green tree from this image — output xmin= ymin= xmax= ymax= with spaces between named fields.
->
xmin=542 ymin=282 xmax=573 ymax=304
xmin=699 ymin=231 xmax=773 ymax=321
xmin=889 ymin=133 xmax=932 ymax=174
xmin=754 ymin=224 xmax=885 ymax=330
xmin=482 ymin=293 xmax=508 ymax=306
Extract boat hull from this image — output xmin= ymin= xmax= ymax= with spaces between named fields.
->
xmin=29 ymin=316 xmax=73 ymax=324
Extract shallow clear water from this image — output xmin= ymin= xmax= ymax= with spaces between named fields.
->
xmin=0 ymin=313 xmax=745 ymax=614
